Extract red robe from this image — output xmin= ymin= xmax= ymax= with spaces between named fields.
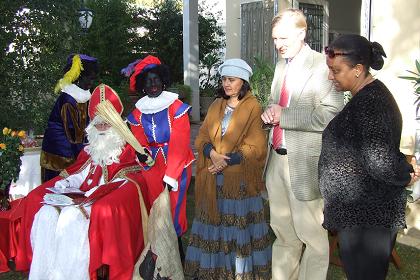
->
xmin=9 ymin=145 xmax=149 ymax=280
xmin=0 ymin=199 xmax=24 ymax=273
xmin=127 ymin=94 xmax=195 ymax=236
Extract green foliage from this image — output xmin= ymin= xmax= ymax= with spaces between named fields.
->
xmin=250 ymin=56 xmax=275 ymax=109
xmin=0 ymin=0 xmax=83 ymax=134
xmin=135 ymin=0 xmax=225 ymax=84
xmin=199 ymin=51 xmax=222 ymax=95
xmin=200 ymin=87 xmax=217 ymax=97
xmin=0 ymin=128 xmax=25 ymax=190
xmin=198 ymin=1 xmax=225 ymax=62
xmin=135 ymin=0 xmax=183 ymax=82
xmin=82 ymin=0 xmax=142 ymax=86
xmin=0 ymin=0 xmax=224 ymax=134
xmin=0 ymin=0 xmax=141 ymax=134
xmin=172 ymin=83 xmax=192 ymax=104
xmin=399 ymin=59 xmax=420 ymax=118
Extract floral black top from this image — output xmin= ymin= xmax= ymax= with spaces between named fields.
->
xmin=319 ymin=79 xmax=413 ymax=231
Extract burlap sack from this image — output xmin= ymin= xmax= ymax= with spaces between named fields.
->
xmin=133 ymin=188 xmax=184 ymax=280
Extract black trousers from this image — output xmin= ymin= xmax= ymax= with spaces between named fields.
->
xmin=338 ymin=227 xmax=398 ymax=280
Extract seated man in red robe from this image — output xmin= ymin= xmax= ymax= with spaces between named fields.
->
xmin=14 ymin=84 xmax=148 ymax=280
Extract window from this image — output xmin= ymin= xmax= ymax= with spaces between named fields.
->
xmin=299 ymin=3 xmax=324 ymax=52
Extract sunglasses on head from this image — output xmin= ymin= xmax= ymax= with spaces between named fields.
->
xmin=324 ymin=46 xmax=352 ymax=58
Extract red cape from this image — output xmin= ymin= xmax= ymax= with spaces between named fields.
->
xmin=5 ymin=145 xmax=149 ymax=280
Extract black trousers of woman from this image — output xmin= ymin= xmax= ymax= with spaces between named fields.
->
xmin=338 ymin=227 xmax=398 ymax=280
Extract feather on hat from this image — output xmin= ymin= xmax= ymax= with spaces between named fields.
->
xmin=122 ymin=55 xmax=161 ymax=93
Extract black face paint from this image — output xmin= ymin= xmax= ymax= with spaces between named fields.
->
xmin=77 ymin=71 xmax=97 ymax=90
xmin=144 ymin=72 xmax=163 ymax=98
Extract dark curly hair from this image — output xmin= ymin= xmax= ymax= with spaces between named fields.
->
xmin=135 ymin=64 xmax=171 ymax=95
xmin=216 ymin=79 xmax=251 ymax=100
xmin=328 ymin=34 xmax=387 ymax=76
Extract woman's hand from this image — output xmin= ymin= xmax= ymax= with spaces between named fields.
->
xmin=208 ymin=149 xmax=230 ymax=175
xmin=408 ymin=157 xmax=420 ymax=186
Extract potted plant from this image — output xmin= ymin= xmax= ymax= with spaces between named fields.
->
xmin=199 ymin=52 xmax=222 ymax=118
xmin=399 ymin=59 xmax=420 ymax=116
xmin=0 ymin=127 xmax=26 ymax=210
xmin=168 ymin=83 xmax=192 ymax=105
xmin=250 ymin=56 xmax=275 ymax=109
xmin=199 ymin=86 xmax=217 ymax=118
xmin=399 ymin=59 xmax=420 ymax=202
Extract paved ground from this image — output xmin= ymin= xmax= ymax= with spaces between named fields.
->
xmin=188 ymin=121 xmax=420 ymax=249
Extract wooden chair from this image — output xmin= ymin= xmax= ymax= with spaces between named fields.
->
xmin=328 ymin=231 xmax=402 ymax=269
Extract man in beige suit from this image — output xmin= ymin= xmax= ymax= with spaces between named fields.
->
xmin=261 ymin=9 xmax=343 ymax=280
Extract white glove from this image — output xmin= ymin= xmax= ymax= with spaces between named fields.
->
xmin=54 ymin=179 xmax=70 ymax=189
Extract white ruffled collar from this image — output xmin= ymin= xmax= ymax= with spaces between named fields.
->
xmin=135 ymin=91 xmax=178 ymax=114
xmin=62 ymin=84 xmax=91 ymax=103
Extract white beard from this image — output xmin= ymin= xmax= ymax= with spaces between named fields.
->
xmin=85 ymin=118 xmax=126 ymax=167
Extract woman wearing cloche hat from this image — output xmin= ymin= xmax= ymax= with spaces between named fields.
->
xmin=184 ymin=58 xmax=272 ymax=279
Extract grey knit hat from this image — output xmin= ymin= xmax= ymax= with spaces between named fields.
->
xmin=218 ymin=58 xmax=253 ymax=82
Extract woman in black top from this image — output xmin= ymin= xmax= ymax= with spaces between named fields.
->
xmin=319 ymin=34 xmax=420 ymax=280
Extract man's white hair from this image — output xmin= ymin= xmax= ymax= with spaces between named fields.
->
xmin=85 ymin=116 xmax=126 ymax=166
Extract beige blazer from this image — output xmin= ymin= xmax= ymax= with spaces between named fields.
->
xmin=265 ymin=44 xmax=344 ymax=200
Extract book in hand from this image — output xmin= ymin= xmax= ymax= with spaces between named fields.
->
xmin=43 ymin=182 xmax=124 ymax=207
xmin=46 ymin=187 xmax=85 ymax=195
xmin=43 ymin=193 xmax=75 ymax=206
xmin=76 ymin=181 xmax=122 ymax=207
xmin=43 ymin=190 xmax=86 ymax=206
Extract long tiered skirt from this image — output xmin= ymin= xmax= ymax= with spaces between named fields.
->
xmin=184 ymin=178 xmax=272 ymax=280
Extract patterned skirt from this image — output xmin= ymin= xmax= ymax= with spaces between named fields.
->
xmin=184 ymin=178 xmax=272 ymax=280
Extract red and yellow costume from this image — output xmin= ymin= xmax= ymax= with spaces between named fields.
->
xmin=3 ymin=84 xmax=149 ymax=280
xmin=127 ymin=91 xmax=194 ymax=236
xmin=12 ymin=145 xmax=148 ymax=280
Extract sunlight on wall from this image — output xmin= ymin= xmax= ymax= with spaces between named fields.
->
xmin=371 ymin=0 xmax=420 ymax=156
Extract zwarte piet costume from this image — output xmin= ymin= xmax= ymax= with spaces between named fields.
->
xmin=124 ymin=55 xmax=194 ymax=237
xmin=40 ymin=54 xmax=98 ymax=182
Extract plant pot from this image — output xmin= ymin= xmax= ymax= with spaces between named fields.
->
xmin=168 ymin=85 xmax=192 ymax=104
xmin=200 ymin=96 xmax=215 ymax=118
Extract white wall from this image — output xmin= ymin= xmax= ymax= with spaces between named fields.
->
xmin=370 ymin=0 xmax=420 ymax=233
xmin=370 ymin=0 xmax=420 ymax=155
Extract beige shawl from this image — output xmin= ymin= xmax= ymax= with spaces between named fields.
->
xmin=194 ymin=93 xmax=267 ymax=223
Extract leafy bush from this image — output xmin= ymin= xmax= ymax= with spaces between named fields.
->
xmin=250 ymin=56 xmax=275 ymax=109
xmin=0 ymin=128 xmax=25 ymax=191
xmin=199 ymin=51 xmax=222 ymax=94
xmin=0 ymin=0 xmax=83 ymax=134
xmin=0 ymin=0 xmax=226 ymax=134
xmin=135 ymin=0 xmax=225 ymax=84
xmin=399 ymin=59 xmax=420 ymax=118
xmin=169 ymin=83 xmax=192 ymax=104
